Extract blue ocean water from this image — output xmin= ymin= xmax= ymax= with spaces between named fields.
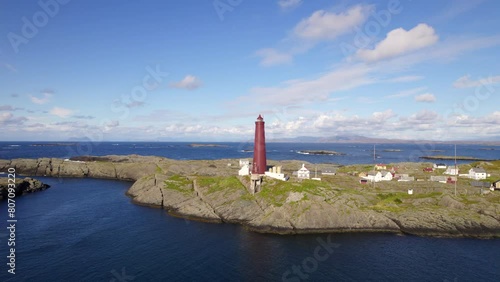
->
xmin=0 ymin=177 xmax=499 ymax=281
xmin=0 ymin=143 xmax=499 ymax=281
xmin=1 ymin=141 xmax=500 ymax=166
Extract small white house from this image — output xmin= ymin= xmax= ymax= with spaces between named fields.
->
xmin=398 ymin=176 xmax=415 ymax=182
xmin=469 ymin=167 xmax=487 ymax=180
xmin=433 ymin=163 xmax=447 ymax=169
xmin=364 ymin=171 xmax=392 ymax=182
xmin=444 ymin=167 xmax=459 ymax=175
xmin=322 ymin=169 xmax=337 ymax=176
xmin=238 ymin=164 xmax=250 ymax=176
xmin=365 ymin=171 xmax=381 ymax=182
xmin=380 ymin=171 xmax=393 ymax=181
xmin=265 ymin=166 xmax=287 ymax=181
xmin=297 ymin=164 xmax=310 ymax=179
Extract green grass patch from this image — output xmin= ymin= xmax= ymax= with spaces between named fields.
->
xmin=369 ymin=191 xmax=443 ymax=213
xmin=240 ymin=193 xmax=255 ymax=201
xmin=164 ymin=174 xmax=192 ymax=194
xmin=376 ymin=191 xmax=442 ymax=201
xmin=486 ymin=194 xmax=500 ymax=204
xmin=336 ymin=188 xmax=362 ymax=195
xmin=197 ymin=177 xmax=217 ymax=187
xmin=155 ymin=166 xmax=163 ymax=174
xmin=459 ymin=195 xmax=479 ymax=205
xmin=197 ymin=176 xmax=245 ymax=194
xmin=256 ymin=179 xmax=330 ymax=207
xmin=371 ymin=205 xmax=404 ymax=213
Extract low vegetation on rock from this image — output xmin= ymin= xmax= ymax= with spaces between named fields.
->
xmin=1 ymin=155 xmax=499 ymax=237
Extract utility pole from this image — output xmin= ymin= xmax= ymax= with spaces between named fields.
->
xmin=454 ymin=144 xmax=457 ymax=196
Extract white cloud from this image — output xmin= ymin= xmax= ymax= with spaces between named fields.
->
xmin=73 ymin=115 xmax=95 ymax=120
xmin=103 ymin=120 xmax=120 ymax=131
xmin=415 ymin=93 xmax=436 ymax=103
xmin=0 ymin=112 xmax=13 ymax=123
xmin=247 ymin=64 xmax=373 ymax=106
xmin=164 ymin=123 xmax=252 ymax=136
xmin=0 ymin=112 xmax=28 ymax=126
xmin=408 ymin=110 xmax=439 ymax=122
xmin=453 ymin=74 xmax=500 ymax=88
xmin=386 ymin=75 xmax=424 ymax=83
xmin=169 ymin=75 xmax=203 ymax=90
xmin=30 ymin=92 xmax=53 ymax=104
xmin=278 ymin=0 xmax=302 ymax=10
xmin=356 ymin=23 xmax=439 ymax=62
xmin=294 ymin=5 xmax=372 ymax=41
xmin=385 ymin=87 xmax=427 ymax=98
xmin=49 ymin=107 xmax=73 ymax=118
xmin=372 ymin=109 xmax=396 ymax=121
xmin=0 ymin=105 xmax=14 ymax=111
xmin=254 ymin=5 xmax=372 ymax=67
xmin=255 ymin=48 xmax=293 ymax=67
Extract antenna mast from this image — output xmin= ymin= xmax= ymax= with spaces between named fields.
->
xmin=373 ymin=144 xmax=376 ymax=162
xmin=454 ymin=144 xmax=457 ymax=196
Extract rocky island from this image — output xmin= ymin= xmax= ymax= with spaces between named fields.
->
xmin=0 ymin=155 xmax=499 ymax=238
xmin=189 ymin=143 xmax=229 ymax=148
xmin=297 ymin=150 xmax=346 ymax=156
xmin=420 ymin=155 xmax=495 ymax=161
xmin=0 ymin=177 xmax=50 ymax=200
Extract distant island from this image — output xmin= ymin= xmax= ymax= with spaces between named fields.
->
xmin=383 ymin=149 xmax=402 ymax=152
xmin=30 ymin=143 xmax=77 ymax=147
xmin=269 ymin=135 xmax=500 ymax=145
xmin=297 ymin=150 xmax=345 ymax=156
xmin=189 ymin=144 xmax=229 ymax=148
xmin=420 ymin=155 xmax=495 ymax=161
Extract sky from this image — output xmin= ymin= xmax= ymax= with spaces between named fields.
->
xmin=1 ymin=0 xmax=500 ymax=142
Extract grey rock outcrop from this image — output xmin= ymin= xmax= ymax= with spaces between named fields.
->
xmin=0 ymin=177 xmax=50 ymax=200
xmin=2 ymin=155 xmax=500 ymax=238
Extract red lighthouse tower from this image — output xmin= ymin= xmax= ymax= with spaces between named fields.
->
xmin=252 ymin=114 xmax=267 ymax=174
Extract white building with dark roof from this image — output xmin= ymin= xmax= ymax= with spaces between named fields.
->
xmin=433 ymin=163 xmax=447 ymax=169
xmin=469 ymin=167 xmax=487 ymax=180
xmin=363 ymin=171 xmax=392 ymax=182
xmin=297 ymin=164 xmax=310 ymax=179
xmin=444 ymin=167 xmax=459 ymax=175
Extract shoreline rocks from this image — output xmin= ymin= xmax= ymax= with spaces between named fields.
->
xmin=297 ymin=150 xmax=346 ymax=156
xmin=0 ymin=177 xmax=50 ymax=200
xmin=1 ymin=155 xmax=499 ymax=238
xmin=420 ymin=155 xmax=494 ymax=161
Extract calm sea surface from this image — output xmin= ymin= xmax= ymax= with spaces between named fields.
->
xmin=0 ymin=142 xmax=499 ymax=281
xmin=1 ymin=141 xmax=500 ymax=165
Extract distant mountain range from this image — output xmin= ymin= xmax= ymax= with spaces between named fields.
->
xmin=268 ymin=135 xmax=500 ymax=145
